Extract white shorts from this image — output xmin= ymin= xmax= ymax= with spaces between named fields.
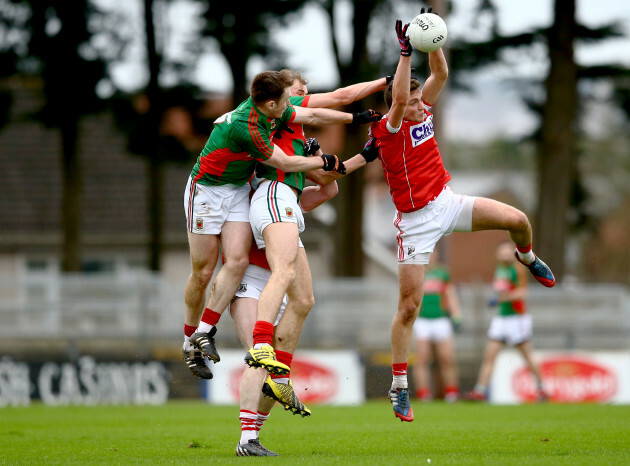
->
xmin=233 ymin=264 xmax=287 ymax=326
xmin=413 ymin=317 xmax=453 ymax=342
xmin=487 ymin=314 xmax=533 ymax=346
xmin=249 ymin=180 xmax=305 ymax=249
xmin=184 ymin=177 xmax=250 ymax=234
xmin=395 ymin=186 xmax=475 ymax=264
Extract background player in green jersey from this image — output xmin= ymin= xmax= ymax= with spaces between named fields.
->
xmin=412 ymin=250 xmax=462 ymax=402
xmin=183 ymin=70 xmax=381 ymax=379
xmin=466 ymin=241 xmax=547 ymax=401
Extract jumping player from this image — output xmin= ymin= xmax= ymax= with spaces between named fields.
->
xmin=182 ymin=70 xmax=377 ymax=379
xmin=371 ymin=16 xmax=555 ymax=422
xmin=243 ymin=69 xmax=382 ymax=398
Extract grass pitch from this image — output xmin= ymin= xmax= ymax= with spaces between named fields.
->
xmin=1 ymin=401 xmax=629 ymax=465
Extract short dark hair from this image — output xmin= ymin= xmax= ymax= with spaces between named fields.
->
xmin=250 ymin=71 xmax=294 ymax=105
xmin=384 ymin=78 xmax=422 ymax=108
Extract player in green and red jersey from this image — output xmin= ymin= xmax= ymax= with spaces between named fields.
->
xmin=244 ymin=69 xmax=384 ymax=417
xmin=412 ymin=251 xmax=462 ymax=402
xmin=466 ymin=241 xmax=547 ymax=402
xmin=182 ymin=70 xmax=382 ymax=380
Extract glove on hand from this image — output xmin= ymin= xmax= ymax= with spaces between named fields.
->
xmin=360 ymin=137 xmax=379 ymax=163
xmin=304 ymin=137 xmax=320 ymax=155
xmin=395 ymin=19 xmax=412 ymax=56
xmin=352 ymin=109 xmax=383 ymax=124
xmin=321 ymin=154 xmax=347 ymax=175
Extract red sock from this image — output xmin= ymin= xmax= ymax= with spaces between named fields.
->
xmin=200 ymin=308 xmax=221 ymax=326
xmin=516 ymin=244 xmax=532 ymax=254
xmin=416 ymin=387 xmax=431 ymax=400
xmin=239 ymin=409 xmax=258 ymax=433
xmin=392 ymin=363 xmax=408 ymax=376
xmin=252 ymin=321 xmax=274 ymax=346
xmin=256 ymin=411 xmax=270 ymax=431
xmin=270 ymin=350 xmax=293 ymax=379
xmin=184 ymin=324 xmax=197 ymax=337
xmin=445 ymin=386 xmax=459 ymax=396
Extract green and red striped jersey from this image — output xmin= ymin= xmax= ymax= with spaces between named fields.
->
xmin=255 ymin=95 xmax=310 ymax=193
xmin=419 ymin=266 xmax=450 ymax=319
xmin=493 ymin=263 xmax=526 ymax=315
xmin=190 ymin=97 xmax=296 ymax=186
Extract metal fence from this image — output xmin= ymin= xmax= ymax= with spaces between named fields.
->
xmin=0 ymin=274 xmax=628 ymax=355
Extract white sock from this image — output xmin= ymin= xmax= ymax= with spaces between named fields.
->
xmin=392 ymin=375 xmax=408 ymax=389
xmin=239 ymin=430 xmax=257 ymax=444
xmin=517 ymin=250 xmax=536 ymax=265
xmin=272 ymin=377 xmax=289 ymax=384
xmin=182 ymin=339 xmax=193 ymax=352
xmin=196 ymin=322 xmax=214 ymax=334
xmin=253 ymin=343 xmax=267 ymax=350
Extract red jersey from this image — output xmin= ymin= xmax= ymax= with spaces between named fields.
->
xmin=370 ymin=109 xmax=451 ymax=213
xmin=248 ymin=240 xmax=270 ymax=270
xmin=221 ymin=239 xmax=270 ymax=270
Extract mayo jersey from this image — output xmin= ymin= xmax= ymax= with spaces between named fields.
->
xmin=370 ymin=108 xmax=451 ymax=213
xmin=190 ymin=97 xmax=296 ymax=187
xmin=255 ymin=95 xmax=311 ymax=193
xmin=419 ymin=266 xmax=450 ymax=319
xmin=493 ymin=263 xmax=526 ymax=315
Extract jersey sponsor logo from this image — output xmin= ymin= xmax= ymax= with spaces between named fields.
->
xmin=195 ymin=218 xmax=203 ymax=230
xmin=409 ymin=116 xmax=434 ymax=147
xmin=512 ymin=356 xmax=617 ymax=402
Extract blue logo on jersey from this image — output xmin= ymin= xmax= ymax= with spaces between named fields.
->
xmin=410 ymin=115 xmax=434 ymax=147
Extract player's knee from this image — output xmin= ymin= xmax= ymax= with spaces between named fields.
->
xmin=398 ymin=300 xmax=421 ymax=325
xmin=294 ymin=293 xmax=315 ymax=313
xmin=190 ymin=264 xmax=214 ymax=286
xmin=224 ymin=254 xmax=249 ymax=275
xmin=510 ymin=209 xmax=530 ymax=233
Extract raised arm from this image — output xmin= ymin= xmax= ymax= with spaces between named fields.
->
xmin=421 ymin=48 xmax=448 ymax=106
xmin=388 ymin=20 xmax=413 ymax=130
xmin=292 ymin=106 xmax=381 ymax=126
xmin=307 ymin=78 xmax=388 ymax=108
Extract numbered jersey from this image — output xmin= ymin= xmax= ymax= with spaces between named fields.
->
xmin=190 ymin=97 xmax=296 ymax=187
xmin=370 ymin=109 xmax=451 ymax=213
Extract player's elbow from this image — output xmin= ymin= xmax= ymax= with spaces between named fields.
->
xmin=332 ymin=88 xmax=353 ymax=106
xmin=434 ymin=66 xmax=449 ymax=82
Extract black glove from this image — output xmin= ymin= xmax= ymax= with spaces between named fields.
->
xmin=304 ymin=137 xmax=320 ymax=155
xmin=321 ymin=154 xmax=346 ymax=175
xmin=273 ymin=120 xmax=294 ymax=139
xmin=352 ymin=109 xmax=382 ymax=124
xmin=360 ymin=137 xmax=379 ymax=163
xmin=395 ymin=19 xmax=412 ymax=57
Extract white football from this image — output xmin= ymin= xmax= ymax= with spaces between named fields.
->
xmin=407 ymin=13 xmax=447 ymax=53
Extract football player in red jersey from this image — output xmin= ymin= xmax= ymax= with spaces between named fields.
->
xmin=371 ymin=17 xmax=555 ymax=422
